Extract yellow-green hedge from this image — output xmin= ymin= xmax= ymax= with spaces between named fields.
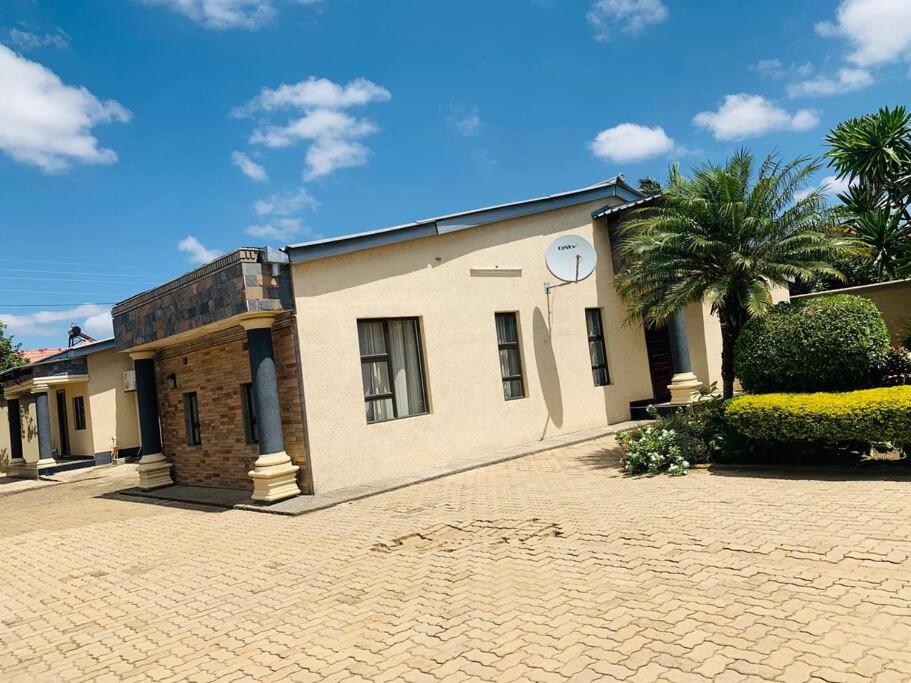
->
xmin=725 ymin=386 xmax=911 ymax=442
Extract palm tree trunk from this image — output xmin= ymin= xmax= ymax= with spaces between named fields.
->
xmin=719 ymin=317 xmax=741 ymax=399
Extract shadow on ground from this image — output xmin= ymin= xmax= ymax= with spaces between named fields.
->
xmin=574 ymin=446 xmax=624 ymax=471
xmin=95 ymin=489 xmax=239 ymax=514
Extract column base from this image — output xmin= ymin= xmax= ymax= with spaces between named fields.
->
xmin=667 ymin=372 xmax=703 ymax=405
xmin=137 ymin=452 xmax=174 ymax=490
xmin=248 ymin=451 xmax=301 ymax=503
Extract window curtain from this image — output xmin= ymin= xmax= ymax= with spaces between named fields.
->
xmin=389 ymin=320 xmax=426 ymax=417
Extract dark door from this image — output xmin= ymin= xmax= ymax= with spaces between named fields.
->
xmin=644 ymin=323 xmax=675 ymax=403
xmin=55 ymin=390 xmax=70 ymax=457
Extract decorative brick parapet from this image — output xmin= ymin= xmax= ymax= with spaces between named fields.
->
xmin=154 ymin=316 xmax=309 ymax=492
xmin=112 ymin=248 xmax=293 ymax=351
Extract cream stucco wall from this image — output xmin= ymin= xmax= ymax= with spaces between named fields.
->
xmin=292 ymin=198 xmax=657 ymax=493
xmin=86 ymin=348 xmax=140 ymax=455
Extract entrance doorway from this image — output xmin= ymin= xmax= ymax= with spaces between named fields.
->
xmin=644 ymin=323 xmax=674 ymax=403
xmin=55 ymin=389 xmax=70 ymax=457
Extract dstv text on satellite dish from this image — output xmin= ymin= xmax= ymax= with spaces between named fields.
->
xmin=545 ymin=235 xmax=597 ymax=283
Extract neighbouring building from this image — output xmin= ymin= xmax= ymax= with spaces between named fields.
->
xmin=106 ymin=176 xmax=772 ymax=504
xmin=792 ymin=278 xmax=911 ymax=346
xmin=1 ymin=339 xmax=141 ymax=476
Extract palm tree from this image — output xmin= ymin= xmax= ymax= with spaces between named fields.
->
xmin=826 ymin=106 xmax=911 ymax=279
xmin=614 ymin=150 xmax=853 ymax=398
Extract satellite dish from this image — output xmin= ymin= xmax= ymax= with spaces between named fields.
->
xmin=545 ymin=234 xmax=597 ymax=283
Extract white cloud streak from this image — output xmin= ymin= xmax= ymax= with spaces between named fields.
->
xmin=787 ymin=67 xmax=873 ymax=97
xmin=588 ymin=123 xmax=675 ymax=163
xmin=237 ymin=76 xmax=390 ymax=180
xmin=3 ymin=27 xmax=70 ymax=51
xmin=447 ymin=104 xmax=481 ymax=137
xmin=0 ymin=44 xmax=131 ymax=172
xmin=178 ymin=235 xmax=222 ymax=264
xmin=0 ymin=304 xmax=112 ymax=340
xmin=231 ymin=150 xmax=268 ymax=181
xmin=693 ymin=94 xmax=818 ymax=141
xmin=253 ymin=187 xmax=317 ymax=216
xmin=587 ymin=0 xmax=668 ymax=42
xmin=246 ymin=217 xmax=310 ymax=241
xmin=140 ymin=0 xmax=277 ymax=30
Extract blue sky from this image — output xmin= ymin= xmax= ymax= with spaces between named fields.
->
xmin=1 ymin=0 xmax=909 ymax=348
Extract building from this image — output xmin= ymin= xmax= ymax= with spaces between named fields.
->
xmin=1 ymin=339 xmax=140 ymax=476
xmin=106 ymin=176 xmax=749 ymax=504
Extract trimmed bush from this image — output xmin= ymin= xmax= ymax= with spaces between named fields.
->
xmin=734 ymin=295 xmax=890 ymax=393
xmin=725 ymin=386 xmax=911 ymax=443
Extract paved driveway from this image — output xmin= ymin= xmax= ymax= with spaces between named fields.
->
xmin=2 ymin=437 xmax=911 ymax=682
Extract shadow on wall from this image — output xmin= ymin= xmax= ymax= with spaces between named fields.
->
xmin=533 ymin=306 xmax=563 ymax=437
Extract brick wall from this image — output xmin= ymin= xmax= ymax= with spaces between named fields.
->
xmin=155 ymin=318 xmax=309 ymax=491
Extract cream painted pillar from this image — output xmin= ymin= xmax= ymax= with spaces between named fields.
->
xmin=241 ymin=315 xmax=301 ymax=503
xmin=130 ymin=351 xmax=174 ymax=490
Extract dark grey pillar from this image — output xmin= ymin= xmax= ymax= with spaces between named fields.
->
xmin=6 ymin=398 xmax=23 ymax=461
xmin=34 ymin=389 xmax=53 ymax=461
xmin=668 ymin=310 xmax=693 ymax=374
xmin=246 ymin=326 xmax=285 ymax=456
xmin=134 ymin=356 xmax=163 ymax=455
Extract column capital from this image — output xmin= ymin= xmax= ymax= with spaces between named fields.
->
xmin=31 ymin=383 xmax=50 ymax=395
xmin=239 ymin=313 xmax=276 ymax=331
xmin=130 ymin=350 xmax=157 ymax=361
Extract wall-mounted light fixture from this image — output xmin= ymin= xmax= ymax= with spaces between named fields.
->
xmin=166 ymin=373 xmax=177 ymax=390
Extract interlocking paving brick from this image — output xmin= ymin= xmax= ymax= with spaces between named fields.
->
xmin=3 ymin=436 xmax=911 ymax=681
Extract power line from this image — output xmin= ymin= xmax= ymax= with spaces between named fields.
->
xmin=0 ymin=275 xmax=155 ymax=284
xmin=0 ymin=268 xmax=154 ymax=278
xmin=0 ymin=303 xmax=117 ymax=307
xmin=0 ymin=288 xmax=126 ymax=296
xmin=0 ymin=258 xmax=147 ymax=270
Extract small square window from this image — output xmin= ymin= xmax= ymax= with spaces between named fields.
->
xmin=183 ymin=392 xmax=202 ymax=446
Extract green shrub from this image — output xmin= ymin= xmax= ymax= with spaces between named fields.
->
xmin=616 ymin=425 xmax=690 ymax=476
xmin=725 ymin=386 xmax=911 ymax=444
xmin=734 ymin=295 xmax=891 ymax=393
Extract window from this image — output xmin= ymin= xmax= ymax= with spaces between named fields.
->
xmin=495 ymin=312 xmax=525 ymax=400
xmin=358 ymin=318 xmax=428 ymax=424
xmin=183 ymin=392 xmax=202 ymax=446
xmin=73 ymin=396 xmax=86 ymax=430
xmin=240 ymin=383 xmax=258 ymax=444
xmin=586 ymin=308 xmax=611 ymax=386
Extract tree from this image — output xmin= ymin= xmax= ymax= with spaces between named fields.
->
xmin=826 ymin=106 xmax=911 ymax=279
xmin=615 ymin=150 xmax=852 ymax=398
xmin=0 ymin=320 xmax=23 ymax=373
xmin=637 ymin=177 xmax=663 ymax=196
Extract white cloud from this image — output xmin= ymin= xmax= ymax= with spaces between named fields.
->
xmin=787 ymin=67 xmax=873 ymax=97
xmin=236 ymin=76 xmax=390 ymax=115
xmin=231 ymin=150 xmax=268 ymax=181
xmin=815 ymin=0 xmax=911 ymax=68
xmin=752 ymin=58 xmax=814 ymax=80
xmin=237 ymin=76 xmax=390 ymax=180
xmin=0 ymin=304 xmax=111 ymax=339
xmin=693 ymin=94 xmax=818 ymax=141
xmin=253 ymin=187 xmax=317 ymax=216
xmin=4 ymin=27 xmax=70 ymax=51
xmin=0 ymin=44 xmax=131 ymax=173
xmin=141 ymin=0 xmax=276 ymax=30
xmin=447 ymin=104 xmax=481 ymax=137
xmin=178 ymin=235 xmax=222 ymax=264
xmin=246 ymin=217 xmax=309 ymax=241
xmin=587 ymin=0 xmax=668 ymax=42
xmin=796 ymin=174 xmax=857 ymax=201
xmin=588 ymin=123 xmax=675 ymax=163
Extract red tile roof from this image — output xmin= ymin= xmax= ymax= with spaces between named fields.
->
xmin=19 ymin=348 xmax=65 ymax=364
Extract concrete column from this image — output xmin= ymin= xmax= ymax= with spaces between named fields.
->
xmin=666 ymin=309 xmax=702 ymax=405
xmin=130 ymin=351 xmax=173 ymax=490
xmin=33 ymin=385 xmax=54 ymax=463
xmin=6 ymin=397 xmax=24 ymax=463
xmin=241 ymin=315 xmax=300 ymax=503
